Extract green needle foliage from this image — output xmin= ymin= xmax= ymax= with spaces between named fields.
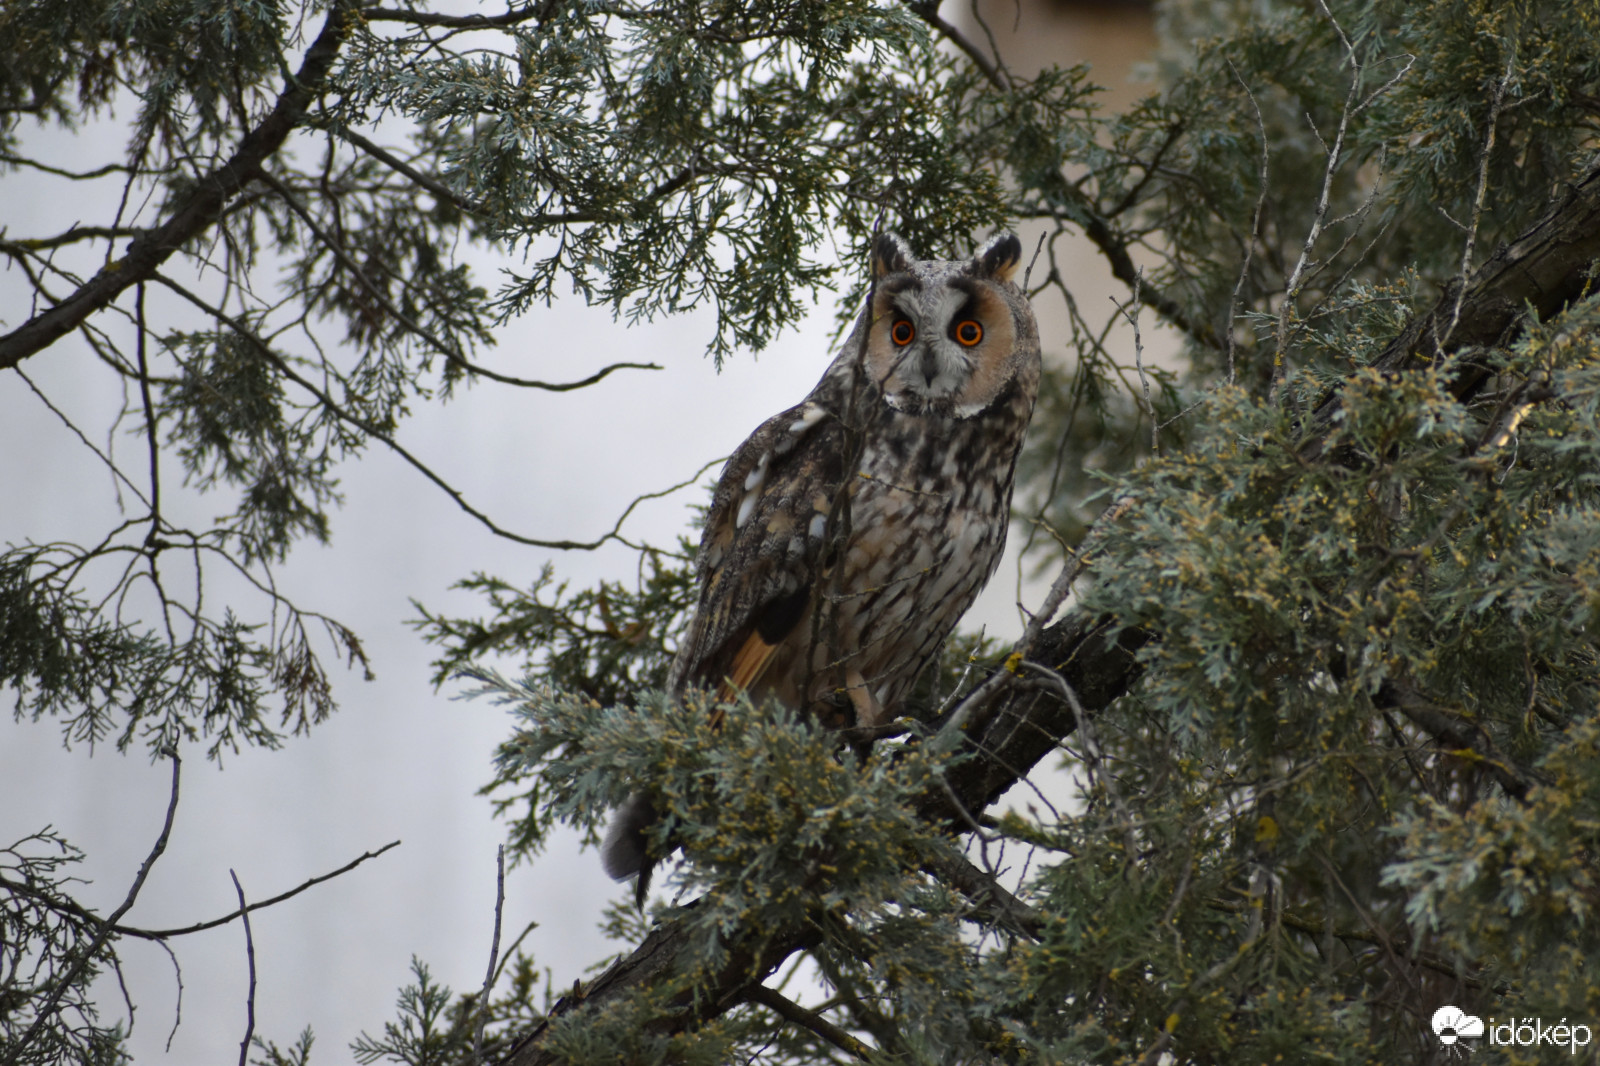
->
xmin=5 ymin=0 xmax=1600 ymax=1062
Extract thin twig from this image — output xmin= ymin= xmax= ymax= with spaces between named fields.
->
xmin=1022 ymin=231 xmax=1046 ymax=290
xmin=909 ymin=2 xmax=1011 ymax=93
xmin=1020 ymin=660 xmax=1141 ymax=869
xmin=1273 ymin=35 xmax=1363 ymax=394
xmin=474 ymin=845 xmax=506 ymax=1065
xmin=1441 ymin=55 xmax=1515 ymax=352
xmin=1225 ymin=60 xmax=1270 ymax=387
xmin=923 ymin=852 xmax=1045 ymax=940
xmin=1116 ymin=271 xmax=1155 ymax=452
xmin=229 ymin=870 xmax=257 ymax=1066
xmin=157 ymin=938 xmax=184 ymax=1052
xmin=938 ymin=494 xmax=1132 ymax=740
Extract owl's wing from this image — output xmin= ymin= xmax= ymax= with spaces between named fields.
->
xmin=671 ymin=397 xmax=848 ymax=701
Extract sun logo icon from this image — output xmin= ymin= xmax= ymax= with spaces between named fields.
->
xmin=1432 ymin=1005 xmax=1484 ymax=1057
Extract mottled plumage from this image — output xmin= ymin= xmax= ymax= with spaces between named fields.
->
xmin=603 ymin=232 xmax=1041 ymax=897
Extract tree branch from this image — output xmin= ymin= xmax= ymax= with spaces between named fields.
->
xmin=229 ymin=870 xmax=257 ymax=1066
xmin=0 ymin=0 xmax=359 ymax=370
xmin=924 ymin=852 xmax=1047 ymax=941
xmin=0 ymin=226 xmax=146 ymax=253
xmin=0 ymin=839 xmax=401 ymax=941
xmin=746 ymin=984 xmax=872 ymax=1062
xmin=360 ymin=4 xmax=547 ymax=29
xmin=1376 ymin=681 xmax=1539 ymax=802
xmin=905 ymin=1 xmax=1011 ymax=93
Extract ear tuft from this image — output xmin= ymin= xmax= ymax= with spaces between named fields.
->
xmin=974 ymin=232 xmax=1022 ymax=283
xmin=872 ymin=232 xmax=915 ymax=279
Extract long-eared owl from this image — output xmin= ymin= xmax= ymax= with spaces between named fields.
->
xmin=602 ymin=232 xmax=1042 ymax=894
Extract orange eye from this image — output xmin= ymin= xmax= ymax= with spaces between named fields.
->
xmin=890 ymin=319 xmax=915 ymax=346
xmin=954 ymin=320 xmax=983 ymax=346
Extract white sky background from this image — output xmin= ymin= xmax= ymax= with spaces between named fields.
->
xmin=0 ymin=3 xmax=1162 ymax=1061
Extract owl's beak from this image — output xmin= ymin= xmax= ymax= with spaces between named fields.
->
xmin=920 ymin=348 xmax=940 ymax=387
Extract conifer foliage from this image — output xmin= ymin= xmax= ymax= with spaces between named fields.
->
xmin=4 ymin=0 xmax=1600 ymax=1063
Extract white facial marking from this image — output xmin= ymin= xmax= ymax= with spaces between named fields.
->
xmin=888 ymin=286 xmax=977 ymax=400
xmin=928 ymin=286 xmax=969 ymax=329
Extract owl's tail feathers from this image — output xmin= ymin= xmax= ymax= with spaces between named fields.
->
xmin=600 ymin=790 xmax=658 ymax=908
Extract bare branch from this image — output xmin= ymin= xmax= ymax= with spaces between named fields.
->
xmin=1274 ymin=47 xmax=1363 ymax=391
xmin=473 ymin=846 xmax=506 ymax=1066
xmin=229 ymin=871 xmax=257 ymax=1066
xmin=906 ymin=1 xmax=1011 ymax=93
xmin=924 ymin=852 xmax=1046 ymax=941
xmin=326 ymin=126 xmax=483 ymax=215
xmin=0 ymin=152 xmax=157 ymax=180
xmin=0 ymin=226 xmax=145 ymax=253
xmin=360 ymin=4 xmax=548 ymax=29
xmin=0 ymin=840 xmax=402 ymax=942
xmin=1225 ymin=60 xmax=1270 ymax=386
xmin=1441 ymin=55 xmax=1515 ymax=351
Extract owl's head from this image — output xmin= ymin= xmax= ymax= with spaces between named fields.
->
xmin=860 ymin=232 xmax=1040 ymax=418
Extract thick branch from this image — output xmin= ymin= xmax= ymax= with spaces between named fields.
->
xmin=0 ymin=1 xmax=358 ymax=371
xmin=1377 ymin=681 xmax=1539 ymax=802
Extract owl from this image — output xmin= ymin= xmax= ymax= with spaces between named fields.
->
xmin=602 ymin=232 xmax=1041 ymax=898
